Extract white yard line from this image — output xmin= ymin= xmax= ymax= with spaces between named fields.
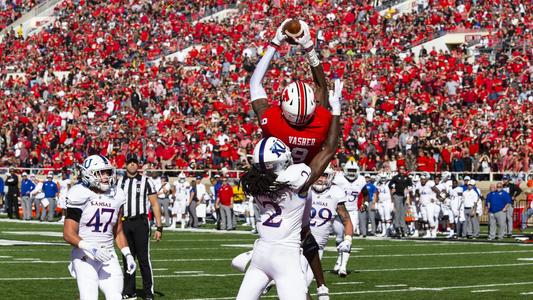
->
xmin=375 ymin=284 xmax=408 ymax=288
xmin=471 ymin=289 xmax=498 ymax=293
xmin=333 ymin=281 xmax=364 ymax=285
xmin=520 ymin=292 xmax=533 ymax=295
xmin=180 ymin=281 xmax=533 ymax=300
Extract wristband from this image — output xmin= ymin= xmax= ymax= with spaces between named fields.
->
xmin=78 ymin=240 xmax=88 ymax=250
xmin=306 ymin=49 xmax=320 ymax=67
xmin=156 ymin=226 xmax=163 ymax=233
xmin=121 ymin=246 xmax=132 ymax=257
xmin=344 ymin=235 xmax=352 ymax=242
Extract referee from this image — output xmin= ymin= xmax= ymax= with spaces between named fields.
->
xmin=388 ymin=165 xmax=413 ymax=237
xmin=118 ymin=157 xmax=163 ymax=300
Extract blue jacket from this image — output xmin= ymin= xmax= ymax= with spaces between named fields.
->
xmin=21 ymin=179 xmax=36 ymax=196
xmin=485 ymin=190 xmax=512 ymax=213
xmin=0 ymin=177 xmax=4 ymax=195
xmin=42 ymin=180 xmax=58 ymax=198
xmin=365 ymin=183 xmax=378 ymax=203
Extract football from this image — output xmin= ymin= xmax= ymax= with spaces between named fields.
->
xmin=283 ymin=18 xmax=303 ymax=45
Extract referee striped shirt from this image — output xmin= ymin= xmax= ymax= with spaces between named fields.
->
xmin=117 ymin=174 xmax=156 ymax=217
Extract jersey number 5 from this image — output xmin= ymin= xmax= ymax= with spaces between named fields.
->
xmin=87 ymin=208 xmax=115 ymax=233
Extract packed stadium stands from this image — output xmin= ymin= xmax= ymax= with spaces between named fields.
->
xmin=0 ymin=0 xmax=531 ymax=177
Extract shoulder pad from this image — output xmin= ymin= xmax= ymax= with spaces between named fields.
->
xmin=66 ymin=184 xmax=90 ymax=207
xmin=275 ymin=163 xmax=311 ymax=190
xmin=329 ymin=185 xmax=346 ymax=201
xmin=114 ymin=187 xmax=127 ymax=205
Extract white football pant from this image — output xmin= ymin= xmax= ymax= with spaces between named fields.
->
xmin=69 ymin=247 xmax=123 ymax=300
xmin=236 ymin=240 xmax=307 ymax=300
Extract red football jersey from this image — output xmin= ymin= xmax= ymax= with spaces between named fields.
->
xmin=260 ymin=106 xmax=332 ymax=164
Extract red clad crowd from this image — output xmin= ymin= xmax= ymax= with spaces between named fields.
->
xmin=0 ymin=0 xmax=531 ymax=177
xmin=0 ymin=0 xmax=40 ymax=31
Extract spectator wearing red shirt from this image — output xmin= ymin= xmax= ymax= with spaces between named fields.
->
xmin=216 ymin=177 xmax=234 ymax=231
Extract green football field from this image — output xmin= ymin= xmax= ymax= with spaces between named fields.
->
xmin=1 ymin=220 xmax=533 ymax=300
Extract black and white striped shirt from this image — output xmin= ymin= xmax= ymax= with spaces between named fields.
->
xmin=117 ymin=174 xmax=156 ymax=217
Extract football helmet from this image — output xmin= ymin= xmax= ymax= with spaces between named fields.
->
xmin=421 ymin=172 xmax=431 ymax=180
xmin=378 ymin=172 xmax=389 ymax=183
xmin=252 ymin=137 xmax=293 ymax=175
xmin=178 ymin=172 xmax=186 ymax=183
xmin=312 ymin=164 xmax=335 ymax=192
xmin=441 ymin=171 xmax=451 ymax=181
xmin=343 ymin=159 xmax=359 ymax=181
xmin=280 ymin=81 xmax=316 ymax=126
xmin=79 ymin=155 xmax=116 ymax=192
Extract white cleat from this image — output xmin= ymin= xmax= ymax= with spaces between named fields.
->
xmin=338 ymin=267 xmax=347 ymax=277
xmin=317 ymin=284 xmax=330 ymax=300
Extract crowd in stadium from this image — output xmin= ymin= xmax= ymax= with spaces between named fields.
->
xmin=0 ymin=0 xmax=531 ymax=178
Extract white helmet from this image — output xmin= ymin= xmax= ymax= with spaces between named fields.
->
xmin=421 ymin=172 xmax=431 ymax=180
xmin=79 ymin=155 xmax=116 ymax=192
xmin=178 ymin=172 xmax=186 ymax=183
xmin=280 ymin=81 xmax=316 ymax=126
xmin=442 ymin=171 xmax=451 ymax=181
xmin=313 ymin=164 xmax=335 ymax=192
xmin=378 ymin=172 xmax=388 ymax=183
xmin=252 ymin=137 xmax=293 ymax=175
xmin=412 ymin=174 xmax=420 ymax=182
xmin=343 ymin=159 xmax=359 ymax=181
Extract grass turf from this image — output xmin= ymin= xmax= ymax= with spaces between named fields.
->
xmin=0 ymin=220 xmax=532 ymax=299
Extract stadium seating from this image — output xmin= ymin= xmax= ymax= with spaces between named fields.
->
xmin=0 ymin=0 xmax=530 ymax=176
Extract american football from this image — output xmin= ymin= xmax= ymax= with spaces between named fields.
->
xmin=0 ymin=0 xmax=532 ymax=299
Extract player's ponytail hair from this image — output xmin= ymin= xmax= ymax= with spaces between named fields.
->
xmin=240 ymin=166 xmax=289 ymax=200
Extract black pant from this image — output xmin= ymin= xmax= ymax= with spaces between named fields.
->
xmin=6 ymin=194 xmax=19 ymax=219
xmin=122 ymin=216 xmax=153 ymax=297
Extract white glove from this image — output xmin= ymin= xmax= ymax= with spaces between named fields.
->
xmin=294 ymin=20 xmax=314 ymax=51
xmin=337 ymin=235 xmax=352 ymax=253
xmin=328 ymin=79 xmax=343 ymax=116
xmin=78 ymin=240 xmax=113 ymax=263
xmin=317 ymin=284 xmax=330 ymax=300
xmin=271 ymin=18 xmax=291 ymax=47
xmin=121 ymin=247 xmax=137 ymax=274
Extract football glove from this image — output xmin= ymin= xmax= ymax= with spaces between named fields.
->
xmin=271 ymin=18 xmax=291 ymax=47
xmin=328 ymin=79 xmax=343 ymax=116
xmin=337 ymin=236 xmax=352 ymax=253
xmin=125 ymin=254 xmax=137 ymax=275
xmin=121 ymin=247 xmax=137 ymax=274
xmin=295 ymin=20 xmax=314 ymax=51
xmin=78 ymin=240 xmax=113 ymax=263
xmin=317 ymin=284 xmax=330 ymax=300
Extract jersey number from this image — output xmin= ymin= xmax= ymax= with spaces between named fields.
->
xmin=291 ymin=147 xmax=309 ymax=163
xmin=310 ymin=207 xmax=333 ymax=227
xmin=348 ymin=191 xmax=359 ymax=202
xmin=262 ymin=201 xmax=282 ymax=228
xmin=87 ymin=208 xmax=115 ymax=233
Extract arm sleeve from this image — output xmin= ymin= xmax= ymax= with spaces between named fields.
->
xmin=66 ymin=207 xmax=82 ymax=223
xmin=250 ymin=46 xmax=277 ymax=102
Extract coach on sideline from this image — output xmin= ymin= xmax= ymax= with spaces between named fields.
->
xmin=117 ymin=156 xmax=163 ymax=300
xmin=486 ymin=183 xmax=512 ymax=240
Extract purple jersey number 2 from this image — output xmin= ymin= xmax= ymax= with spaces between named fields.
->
xmin=87 ymin=208 xmax=115 ymax=233
xmin=261 ymin=201 xmax=282 ymax=228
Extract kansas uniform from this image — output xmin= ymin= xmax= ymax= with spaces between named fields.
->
xmin=64 ymin=155 xmax=136 ymax=300
xmin=416 ymin=179 xmax=438 ymax=237
xmin=333 ymin=173 xmax=366 ymax=234
xmin=309 ymin=185 xmax=345 ymax=254
xmin=172 ymin=174 xmax=190 ymax=228
xmin=376 ymin=181 xmax=393 ymax=236
xmin=237 ymin=163 xmax=310 ymax=300
xmin=66 ymin=184 xmax=128 ymax=300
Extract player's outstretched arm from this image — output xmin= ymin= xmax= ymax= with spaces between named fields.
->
xmin=337 ymin=203 xmax=353 ymax=237
xmin=250 ymin=19 xmax=291 ymax=119
xmin=300 ymin=80 xmax=343 ymax=192
xmin=294 ymin=21 xmax=328 ymax=107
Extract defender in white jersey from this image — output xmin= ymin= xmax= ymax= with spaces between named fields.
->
xmin=376 ymin=173 xmax=393 ymax=237
xmin=415 ymin=173 xmax=439 ymax=238
xmin=63 ymin=155 xmax=136 ymax=300
xmin=331 ymin=159 xmax=366 ymax=275
xmin=171 ymin=173 xmax=190 ymax=229
xmin=306 ymin=166 xmax=353 ymax=281
xmin=236 ymin=137 xmax=325 ymax=300
xmin=434 ymin=175 xmax=453 ymax=237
